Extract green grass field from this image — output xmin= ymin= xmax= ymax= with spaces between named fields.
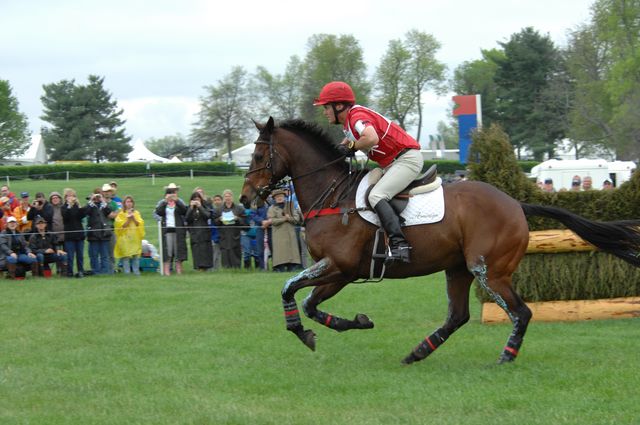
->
xmin=1 ymin=272 xmax=639 ymax=424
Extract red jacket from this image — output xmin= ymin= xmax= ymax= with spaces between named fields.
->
xmin=343 ymin=105 xmax=419 ymax=168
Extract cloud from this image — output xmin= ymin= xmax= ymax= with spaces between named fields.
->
xmin=118 ymin=97 xmax=201 ymax=140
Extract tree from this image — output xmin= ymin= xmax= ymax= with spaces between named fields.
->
xmin=299 ymin=34 xmax=370 ymax=131
xmin=451 ymin=49 xmax=503 ymax=130
xmin=374 ymin=30 xmax=447 ymax=141
xmin=191 ymin=67 xmax=253 ymax=160
xmin=145 ymin=134 xmax=190 ymax=159
xmin=591 ymin=0 xmax=640 ymax=159
xmin=41 ymin=75 xmax=131 ymax=162
xmin=493 ymin=27 xmax=567 ymax=160
xmin=0 ymin=80 xmax=30 ymax=159
xmin=252 ymin=56 xmax=305 ymax=121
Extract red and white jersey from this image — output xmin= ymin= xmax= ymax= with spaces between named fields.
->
xmin=343 ymin=105 xmax=420 ymax=168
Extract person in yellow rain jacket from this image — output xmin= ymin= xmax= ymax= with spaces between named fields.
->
xmin=13 ymin=192 xmax=33 ymax=234
xmin=114 ymin=195 xmax=145 ymax=275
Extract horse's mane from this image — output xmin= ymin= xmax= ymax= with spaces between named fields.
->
xmin=277 ymin=119 xmax=343 ymax=160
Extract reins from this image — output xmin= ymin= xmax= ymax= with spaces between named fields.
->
xmin=248 ymin=134 xmax=367 ymax=222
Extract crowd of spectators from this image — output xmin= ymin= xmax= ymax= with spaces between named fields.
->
xmin=538 ymin=175 xmax=616 ymax=193
xmin=0 ymin=181 xmax=307 ymax=279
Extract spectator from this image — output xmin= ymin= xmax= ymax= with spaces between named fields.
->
xmin=155 ymin=185 xmax=188 ymax=275
xmin=26 ymin=192 xmax=53 ymax=233
xmin=0 ymin=184 xmax=19 ymax=210
xmin=241 ymin=203 xmax=261 ymax=270
xmin=109 ymin=181 xmax=123 ymax=210
xmin=248 ymin=199 xmax=268 ymax=270
xmin=542 ymin=178 xmax=556 ymax=193
xmin=61 ymin=189 xmax=87 ymax=278
xmin=210 ymin=194 xmax=223 ymax=270
xmin=0 ymin=197 xmax=14 ymax=231
xmin=13 ymin=192 xmax=33 ymax=234
xmin=213 ymin=189 xmax=246 ymax=269
xmin=193 ymin=187 xmax=213 ymax=209
xmin=28 ymin=216 xmax=68 ymax=277
xmin=47 ymin=192 xmax=65 ymax=250
xmin=266 ymin=188 xmax=302 ymax=272
xmin=570 ymin=175 xmax=582 ymax=191
xmin=114 ymin=195 xmax=145 ymax=275
xmin=185 ymin=191 xmax=213 ymax=271
xmin=86 ymin=192 xmax=113 ymax=275
xmin=582 ymin=176 xmax=593 ymax=191
xmin=0 ymin=216 xmax=39 ymax=279
xmin=603 ymin=179 xmax=614 ymax=190
xmin=100 ymin=183 xmax=120 ymax=274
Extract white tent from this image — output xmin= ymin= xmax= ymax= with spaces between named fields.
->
xmin=221 ymin=144 xmax=256 ymax=168
xmin=2 ymin=134 xmax=48 ymax=165
xmin=127 ymin=139 xmax=170 ymax=163
xmin=168 ymin=155 xmax=182 ymax=163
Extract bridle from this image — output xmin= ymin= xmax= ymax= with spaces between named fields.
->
xmin=245 ymin=133 xmax=353 ymax=201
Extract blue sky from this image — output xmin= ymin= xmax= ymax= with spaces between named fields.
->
xmin=2 ymin=0 xmax=593 ymax=144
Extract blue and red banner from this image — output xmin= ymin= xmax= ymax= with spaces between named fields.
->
xmin=452 ymin=95 xmax=482 ymax=164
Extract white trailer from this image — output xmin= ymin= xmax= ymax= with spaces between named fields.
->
xmin=530 ymin=159 xmax=636 ymax=190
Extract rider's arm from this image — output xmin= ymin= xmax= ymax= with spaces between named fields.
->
xmin=349 ymin=125 xmax=378 ymax=150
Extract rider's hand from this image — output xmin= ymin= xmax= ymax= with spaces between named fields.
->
xmin=336 ymin=144 xmax=355 ymax=157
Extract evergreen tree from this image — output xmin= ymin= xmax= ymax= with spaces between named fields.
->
xmin=41 ymin=75 xmax=131 ymax=162
xmin=0 ymin=80 xmax=30 ymax=159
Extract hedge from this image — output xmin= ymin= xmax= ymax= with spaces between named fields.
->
xmin=0 ymin=162 xmax=241 ymax=180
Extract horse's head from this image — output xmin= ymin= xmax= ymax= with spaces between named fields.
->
xmin=240 ymin=117 xmax=289 ymax=206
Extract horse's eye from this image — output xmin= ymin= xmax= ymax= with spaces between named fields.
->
xmin=253 ymin=153 xmax=263 ymax=162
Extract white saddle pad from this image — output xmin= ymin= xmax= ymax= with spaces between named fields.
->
xmin=355 ymin=172 xmax=445 ymax=227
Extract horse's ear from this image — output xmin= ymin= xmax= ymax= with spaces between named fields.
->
xmin=266 ymin=116 xmax=275 ymax=133
xmin=252 ymin=118 xmax=263 ymax=131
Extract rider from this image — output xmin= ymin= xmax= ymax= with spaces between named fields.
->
xmin=314 ymin=81 xmax=423 ymax=264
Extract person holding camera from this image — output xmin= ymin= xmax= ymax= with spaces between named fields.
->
xmin=12 ymin=192 xmax=33 ymax=235
xmin=114 ymin=195 xmax=145 ymax=275
xmin=26 ymin=192 xmax=53 ymax=233
xmin=155 ymin=184 xmax=188 ymax=275
xmin=185 ymin=191 xmax=213 ymax=271
xmin=86 ymin=191 xmax=113 ymax=275
xmin=61 ymin=188 xmax=87 ymax=278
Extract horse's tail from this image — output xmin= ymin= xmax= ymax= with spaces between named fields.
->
xmin=521 ymin=202 xmax=640 ymax=267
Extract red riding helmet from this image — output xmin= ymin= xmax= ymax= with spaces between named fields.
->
xmin=313 ymin=81 xmax=356 ymax=105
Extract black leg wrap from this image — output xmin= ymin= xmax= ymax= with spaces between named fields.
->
xmin=283 ymin=299 xmax=302 ymax=331
xmin=402 ymin=329 xmax=448 ymax=365
xmin=312 ymin=311 xmax=375 ymax=332
xmin=498 ymin=331 xmax=523 ymax=364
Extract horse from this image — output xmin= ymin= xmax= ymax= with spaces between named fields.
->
xmin=239 ymin=117 xmax=640 ymax=365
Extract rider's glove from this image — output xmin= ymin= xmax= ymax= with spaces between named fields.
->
xmin=336 ymin=144 xmax=356 ymax=157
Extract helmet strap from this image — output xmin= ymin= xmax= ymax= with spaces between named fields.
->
xmin=331 ymin=103 xmax=342 ymax=125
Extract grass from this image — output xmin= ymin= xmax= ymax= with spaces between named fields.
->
xmin=1 ymin=271 xmax=639 ymax=424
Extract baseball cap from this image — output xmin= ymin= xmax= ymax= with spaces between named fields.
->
xmin=20 ymin=192 xmax=29 ymax=198
xmin=544 ymin=178 xmax=553 ymax=184
xmin=6 ymin=216 xmax=17 ymax=223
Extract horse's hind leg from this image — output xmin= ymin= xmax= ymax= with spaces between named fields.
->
xmin=471 ymin=256 xmax=532 ymax=364
xmin=303 ymin=283 xmax=375 ymax=332
xmin=402 ymin=267 xmax=474 ymax=365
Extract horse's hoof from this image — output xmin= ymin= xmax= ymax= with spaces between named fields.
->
xmin=401 ymin=353 xmax=417 ymax=365
xmin=355 ymin=314 xmax=374 ymax=329
xmin=497 ymin=354 xmax=516 ymax=364
xmin=301 ymin=329 xmax=316 ymax=351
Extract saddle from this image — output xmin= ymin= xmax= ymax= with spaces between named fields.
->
xmin=364 ymin=164 xmax=440 ymax=215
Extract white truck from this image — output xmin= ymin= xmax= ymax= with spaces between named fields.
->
xmin=530 ymin=159 xmax=636 ymax=190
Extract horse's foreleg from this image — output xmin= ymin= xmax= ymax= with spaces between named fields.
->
xmin=281 ymin=258 xmax=348 ymax=351
xmin=471 ymin=256 xmax=532 ymax=364
xmin=403 ymin=267 xmax=473 ymax=365
xmin=302 ymin=283 xmax=375 ymax=332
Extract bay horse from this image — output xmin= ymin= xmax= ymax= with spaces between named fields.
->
xmin=240 ymin=117 xmax=640 ymax=365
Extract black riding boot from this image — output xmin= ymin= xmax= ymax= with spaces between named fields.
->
xmin=374 ymin=199 xmax=411 ymax=264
